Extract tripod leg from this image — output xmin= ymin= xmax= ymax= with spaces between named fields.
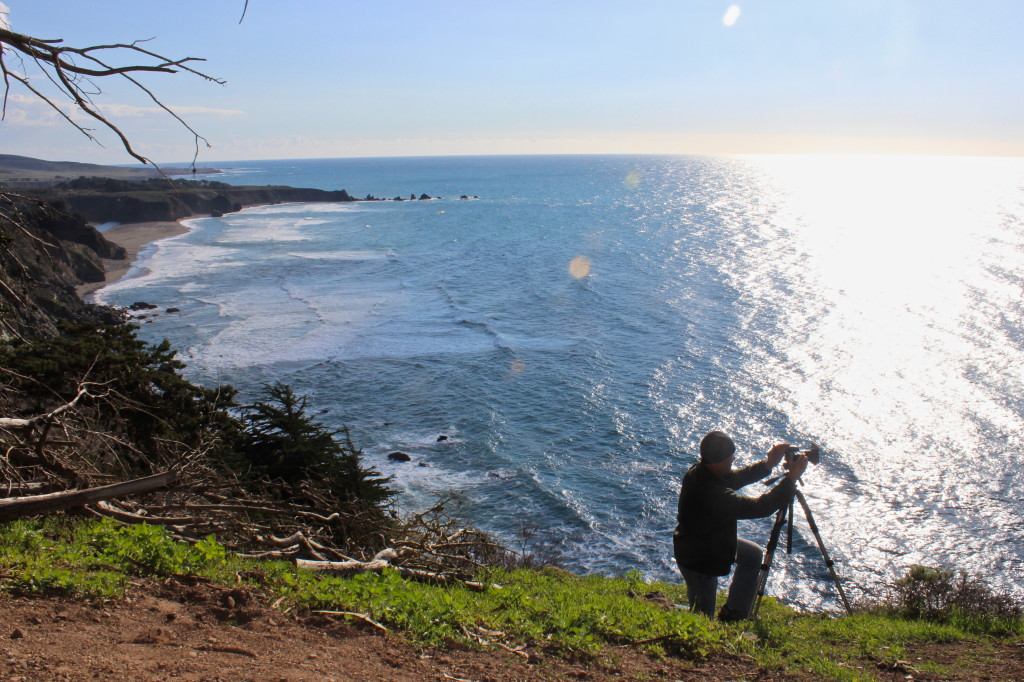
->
xmin=793 ymin=490 xmax=853 ymax=614
xmin=786 ymin=498 xmax=794 ymax=553
xmin=750 ymin=504 xmax=788 ymax=619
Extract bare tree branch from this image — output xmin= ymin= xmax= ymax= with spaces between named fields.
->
xmin=0 ymin=26 xmax=224 ymax=167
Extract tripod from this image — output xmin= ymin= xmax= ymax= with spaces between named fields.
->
xmin=750 ymin=487 xmax=852 ymax=618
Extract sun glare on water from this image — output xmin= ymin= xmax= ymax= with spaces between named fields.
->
xmin=729 ymin=153 xmax=1024 ymax=486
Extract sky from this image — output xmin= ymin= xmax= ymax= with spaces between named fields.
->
xmin=1 ymin=0 xmax=1022 ymax=164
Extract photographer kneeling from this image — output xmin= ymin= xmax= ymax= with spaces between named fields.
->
xmin=673 ymin=430 xmax=807 ymax=621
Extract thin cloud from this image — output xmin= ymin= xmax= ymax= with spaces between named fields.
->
xmin=1 ymin=94 xmax=62 ymax=127
xmin=1 ymin=94 xmax=242 ymax=130
xmin=101 ymin=103 xmax=244 ymax=117
xmin=0 ymin=3 xmax=10 ymax=31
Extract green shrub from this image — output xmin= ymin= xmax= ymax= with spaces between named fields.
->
xmin=874 ymin=565 xmax=1022 ymax=634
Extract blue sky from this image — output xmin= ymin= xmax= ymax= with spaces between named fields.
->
xmin=2 ymin=1 xmax=1022 ymax=163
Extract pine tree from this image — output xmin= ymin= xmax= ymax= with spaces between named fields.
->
xmin=239 ymin=382 xmax=393 ymax=509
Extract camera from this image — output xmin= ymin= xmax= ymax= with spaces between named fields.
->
xmin=785 ymin=444 xmax=820 ymax=466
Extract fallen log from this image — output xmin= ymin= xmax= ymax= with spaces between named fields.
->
xmin=0 ymin=471 xmax=177 ymax=521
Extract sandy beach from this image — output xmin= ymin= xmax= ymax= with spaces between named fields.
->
xmin=76 ymin=220 xmax=189 ymax=298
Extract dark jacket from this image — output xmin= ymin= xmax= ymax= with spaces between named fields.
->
xmin=673 ymin=459 xmax=795 ymax=576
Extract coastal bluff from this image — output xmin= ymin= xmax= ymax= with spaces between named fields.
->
xmin=43 ymin=177 xmax=359 ymax=224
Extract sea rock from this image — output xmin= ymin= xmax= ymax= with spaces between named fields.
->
xmin=418 ymin=194 xmax=432 ymax=200
xmin=166 ymin=307 xmax=181 ymax=313
xmin=436 ymin=434 xmax=448 ymax=442
xmin=387 ymin=451 xmax=412 ymax=462
xmin=129 ymin=301 xmax=158 ymax=311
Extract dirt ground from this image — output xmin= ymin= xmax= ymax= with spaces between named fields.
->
xmin=1 ymin=578 xmax=1021 ymax=681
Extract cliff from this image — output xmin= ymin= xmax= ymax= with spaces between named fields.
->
xmin=0 ymin=199 xmax=125 ymax=340
xmin=45 ymin=182 xmax=357 ymax=224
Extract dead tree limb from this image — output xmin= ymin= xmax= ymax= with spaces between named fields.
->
xmin=0 ymin=26 xmax=223 ymax=166
xmin=0 ymin=470 xmax=176 ymax=521
xmin=90 ymin=500 xmax=193 ymax=525
xmin=0 ymin=387 xmax=91 ymax=429
xmin=295 ymin=557 xmax=497 ymax=591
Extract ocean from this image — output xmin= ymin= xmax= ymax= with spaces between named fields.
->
xmin=92 ymin=154 xmax=1024 ymax=610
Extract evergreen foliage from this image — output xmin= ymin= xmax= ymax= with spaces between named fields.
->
xmin=0 ymin=320 xmax=240 ymax=460
xmin=237 ymin=382 xmax=393 ymax=509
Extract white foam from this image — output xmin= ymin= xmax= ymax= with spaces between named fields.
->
xmin=181 ymin=283 xmax=394 ymax=369
xmin=217 ymin=217 xmax=314 ymax=243
xmin=288 ymin=250 xmax=389 ymax=261
xmin=240 ymin=202 xmax=360 ymax=215
xmin=93 ymin=239 xmax=242 ymax=303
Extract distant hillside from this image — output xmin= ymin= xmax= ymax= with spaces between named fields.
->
xmin=0 ymin=154 xmax=214 ymax=188
xmin=40 ymin=178 xmax=357 ymax=224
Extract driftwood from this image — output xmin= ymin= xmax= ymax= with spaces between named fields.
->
xmin=0 ymin=471 xmax=176 ymax=521
xmin=296 ymin=553 xmax=499 ymax=592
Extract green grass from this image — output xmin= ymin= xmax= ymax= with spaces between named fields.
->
xmin=1 ymin=518 xmax=1020 ymax=680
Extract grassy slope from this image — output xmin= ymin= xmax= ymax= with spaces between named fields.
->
xmin=1 ymin=517 xmax=1020 ymax=681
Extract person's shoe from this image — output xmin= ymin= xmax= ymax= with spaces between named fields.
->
xmin=717 ymin=604 xmax=747 ymax=622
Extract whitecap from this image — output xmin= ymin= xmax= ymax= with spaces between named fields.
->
xmin=288 ymin=250 xmax=389 ymax=261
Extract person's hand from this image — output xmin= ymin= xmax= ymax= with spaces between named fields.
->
xmin=786 ymin=454 xmax=809 ymax=482
xmin=766 ymin=443 xmax=790 ymax=468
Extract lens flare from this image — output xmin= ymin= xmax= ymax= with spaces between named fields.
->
xmin=723 ymin=5 xmax=741 ymax=27
xmin=510 ymin=358 xmax=526 ymax=374
xmin=624 ymin=170 xmax=641 ymax=189
xmin=569 ymin=255 xmax=591 ymax=279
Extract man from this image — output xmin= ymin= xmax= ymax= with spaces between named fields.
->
xmin=673 ymin=430 xmax=808 ymax=621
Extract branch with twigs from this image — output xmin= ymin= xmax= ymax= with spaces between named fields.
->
xmin=0 ymin=26 xmax=224 ymax=168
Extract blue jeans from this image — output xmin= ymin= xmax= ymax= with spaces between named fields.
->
xmin=680 ymin=538 xmax=763 ymax=618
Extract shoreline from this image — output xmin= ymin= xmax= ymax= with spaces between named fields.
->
xmin=76 ymin=220 xmax=190 ymax=298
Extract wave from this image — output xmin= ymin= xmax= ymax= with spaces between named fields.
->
xmin=288 ymin=250 xmax=390 ymax=261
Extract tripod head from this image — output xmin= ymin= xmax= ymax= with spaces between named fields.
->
xmin=765 ymin=443 xmax=820 ymax=486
